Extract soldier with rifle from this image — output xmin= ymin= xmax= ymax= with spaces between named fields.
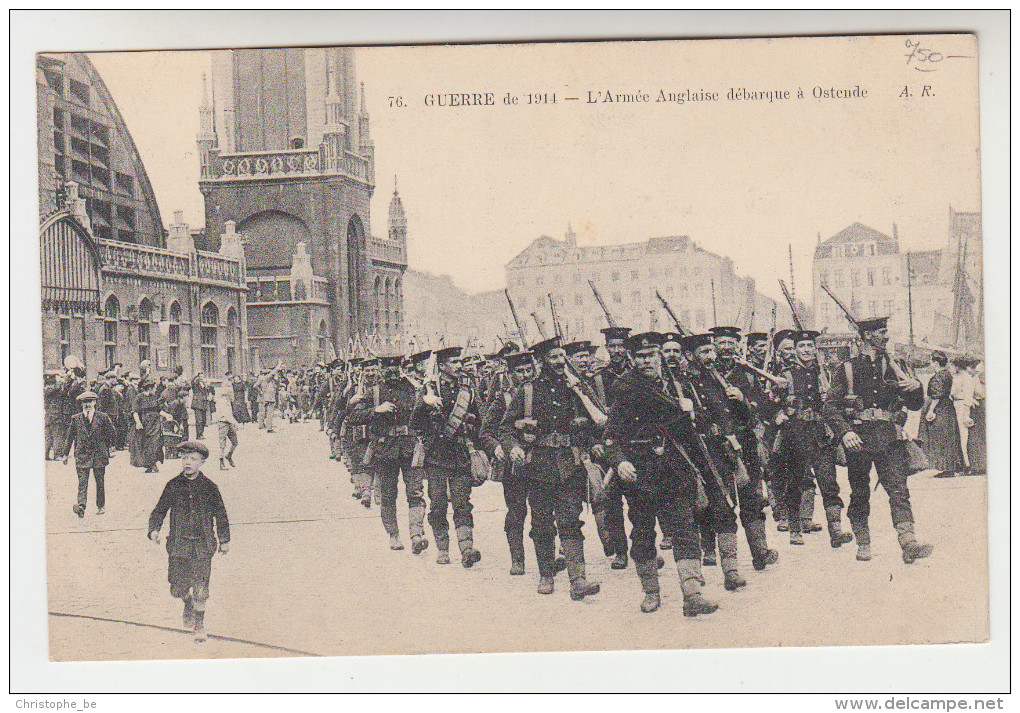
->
xmin=479 ymin=349 xmax=536 ymax=575
xmin=603 ymin=331 xmax=719 ymax=616
xmin=497 ymin=336 xmax=603 ymax=599
xmin=821 ymin=307 xmax=932 ymax=565
xmin=773 ymin=330 xmax=854 ymax=549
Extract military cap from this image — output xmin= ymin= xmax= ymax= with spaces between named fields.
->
xmin=661 ymin=332 xmax=683 ymax=346
xmin=505 ymin=350 xmax=534 ymax=368
xmin=408 ymin=349 xmax=432 ymax=366
xmin=361 ymin=357 xmax=380 ymax=368
xmin=348 ymin=357 xmax=364 ymax=366
xmin=484 ymin=351 xmax=501 ymax=361
xmin=856 ymin=316 xmax=889 ymax=332
xmin=625 ymin=332 xmax=664 ymax=352
xmin=434 ymin=346 xmax=463 ymax=361
xmin=327 ymin=358 xmax=343 ymax=369
xmin=794 ymin=330 xmax=821 ymax=344
xmin=601 ymin=326 xmax=632 ymax=342
xmin=746 ymin=332 xmax=768 ymax=345
xmin=379 ymin=354 xmax=404 ymax=368
xmin=710 ymin=326 xmax=743 ymax=340
xmin=681 ymin=333 xmax=714 ymax=352
xmin=563 ymin=340 xmax=593 ymax=356
xmin=531 ymin=336 xmax=563 ymax=357
xmin=773 ymin=329 xmax=798 ymax=347
xmin=77 ymin=391 xmax=99 ymax=402
xmin=177 ymin=440 xmax=210 ymax=459
xmin=498 ymin=341 xmax=520 ymax=358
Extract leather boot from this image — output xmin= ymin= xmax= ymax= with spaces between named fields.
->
xmin=701 ymin=525 xmax=718 ymax=566
xmin=562 ymin=538 xmax=600 ymax=600
xmin=825 ymin=506 xmax=854 ymax=548
xmin=507 ymin=531 xmax=526 ymax=575
xmin=717 ymin=532 xmax=746 ymax=591
xmin=635 ymin=560 xmax=660 ymax=613
xmin=746 ymin=519 xmax=779 ymax=571
xmin=537 ymin=576 xmax=555 ymax=594
xmin=457 ymin=525 xmax=481 ymax=568
xmin=436 ymin=550 xmax=451 ymax=565
xmin=534 ymin=535 xmax=556 ymax=590
xmin=896 ymin=522 xmax=934 ymax=564
xmin=219 ymin=457 xmax=227 ymax=471
xmin=775 ymin=501 xmax=789 ymax=531
xmin=182 ymin=596 xmax=195 ymax=628
xmin=389 ymin=535 xmax=404 ymax=551
xmin=610 ymin=551 xmax=629 ymax=569
xmin=678 ymin=559 xmax=719 ymax=617
xmin=193 ymin=609 xmax=206 ymax=643
xmin=850 ymin=520 xmax=871 ymax=561
xmin=801 ymin=489 xmax=821 ymax=532
xmin=790 ymin=531 xmax=805 ymax=545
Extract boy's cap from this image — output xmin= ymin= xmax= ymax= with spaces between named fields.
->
xmin=177 ymin=441 xmax=210 ymax=458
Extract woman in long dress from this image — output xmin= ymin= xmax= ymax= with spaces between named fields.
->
xmin=231 ymin=374 xmax=251 ymax=423
xmin=133 ymin=380 xmax=164 ymax=473
xmin=126 ymin=375 xmax=145 ymax=467
xmin=918 ymin=351 xmax=964 ymax=477
xmin=950 ymin=357 xmax=976 ymax=474
xmin=966 ymin=360 xmax=986 ymax=474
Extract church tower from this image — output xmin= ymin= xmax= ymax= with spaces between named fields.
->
xmin=196 ymin=73 xmax=217 ymax=179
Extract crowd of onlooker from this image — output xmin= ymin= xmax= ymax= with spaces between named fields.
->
xmin=916 ymin=353 xmax=986 ymax=478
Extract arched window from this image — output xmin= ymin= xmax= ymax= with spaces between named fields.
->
xmin=200 ymin=302 xmax=219 ymax=376
xmin=137 ymin=298 xmax=153 ymax=365
xmin=103 ymin=295 xmax=119 ymax=370
xmin=168 ymin=301 xmax=182 ymax=368
xmin=318 ymin=319 xmax=329 ymax=360
xmin=226 ymin=307 xmax=238 ymax=374
xmin=373 ymin=275 xmax=382 ymax=334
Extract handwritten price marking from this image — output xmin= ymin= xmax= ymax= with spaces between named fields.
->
xmin=904 ymin=38 xmax=972 ymax=73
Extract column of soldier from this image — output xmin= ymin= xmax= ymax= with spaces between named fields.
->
xmin=317 ymin=310 xmax=933 ymax=616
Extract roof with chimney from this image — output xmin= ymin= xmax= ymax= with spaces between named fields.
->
xmin=814 ymin=222 xmax=899 ymax=259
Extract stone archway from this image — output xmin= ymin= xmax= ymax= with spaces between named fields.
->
xmin=346 ymin=214 xmax=367 ymax=338
xmin=237 ymin=210 xmax=312 ymax=271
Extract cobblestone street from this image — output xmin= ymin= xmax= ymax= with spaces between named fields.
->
xmin=46 ymin=416 xmax=989 ymax=662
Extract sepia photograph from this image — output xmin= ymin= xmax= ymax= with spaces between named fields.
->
xmin=11 ymin=9 xmax=1009 ymax=699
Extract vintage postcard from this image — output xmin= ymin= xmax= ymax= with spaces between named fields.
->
xmin=34 ymin=32 xmax=988 ymax=669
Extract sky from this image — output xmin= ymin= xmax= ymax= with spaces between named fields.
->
xmin=88 ymin=35 xmax=981 ymax=302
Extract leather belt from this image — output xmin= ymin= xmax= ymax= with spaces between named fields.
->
xmin=386 ymin=425 xmax=411 ymax=436
xmin=857 ymin=408 xmax=894 ymax=422
xmin=795 ymin=409 xmax=823 ymax=422
xmin=536 ymin=432 xmax=572 ymax=448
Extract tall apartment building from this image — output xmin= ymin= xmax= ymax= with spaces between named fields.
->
xmin=505 ymin=227 xmax=796 ymax=344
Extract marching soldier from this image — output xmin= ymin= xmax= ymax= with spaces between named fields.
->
xmin=710 ymin=326 xmax=780 ymax=572
xmin=412 ymin=346 xmax=483 ymax=568
xmin=347 ymin=358 xmax=381 ymax=508
xmin=497 ymin=336 xmax=602 ymax=599
xmin=479 ymin=349 xmax=536 ymax=575
xmin=768 ymin=329 xmax=799 ymax=532
xmin=349 ymin=354 xmax=429 ymax=553
xmin=775 ymin=330 xmax=853 ymax=548
xmin=822 ymin=317 xmax=933 ymax=564
xmin=679 ymin=333 xmax=750 ymax=591
xmin=604 ymin=332 xmax=719 ymax=615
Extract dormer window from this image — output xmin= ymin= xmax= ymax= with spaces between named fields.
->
xmin=291 ymin=137 xmax=305 ymax=149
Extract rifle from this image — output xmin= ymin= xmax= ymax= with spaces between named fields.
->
xmin=549 ymin=293 xmax=609 ymax=416
xmin=820 ymin=283 xmax=912 ymax=381
xmin=504 ymin=289 xmax=529 ymax=348
xmin=531 ymin=312 xmax=549 ymax=340
xmin=778 ymin=279 xmax=804 ymax=331
xmin=763 ymin=303 xmax=778 ymax=374
xmin=654 ymin=290 xmax=690 ymax=336
xmin=588 ymin=280 xmax=617 ymax=328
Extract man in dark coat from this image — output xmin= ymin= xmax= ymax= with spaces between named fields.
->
xmin=823 ymin=317 xmax=932 ymax=564
xmin=412 ymin=346 xmax=483 ymax=568
xmin=63 ymin=391 xmax=116 ymax=517
xmin=497 ymin=337 xmax=602 ymax=599
xmin=604 ymin=332 xmax=719 ymax=615
xmin=148 ymin=440 xmax=230 ymax=643
xmin=44 ymin=372 xmax=63 ymax=460
xmin=191 ymin=373 xmax=212 ymax=439
xmin=349 ymin=354 xmax=428 ymax=553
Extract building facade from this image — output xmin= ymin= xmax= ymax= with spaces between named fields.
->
xmin=198 ymin=47 xmax=407 ymax=366
xmin=812 ymin=212 xmax=983 ymax=352
xmin=505 ymin=227 xmax=798 ymax=344
xmin=402 ymin=269 xmax=506 ymax=353
xmin=38 ymin=53 xmax=249 ymax=381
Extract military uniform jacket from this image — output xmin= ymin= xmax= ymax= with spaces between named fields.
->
xmin=349 ymin=377 xmax=420 ymax=461
xmin=682 ymin=367 xmax=750 ymax=440
xmin=65 ymin=411 xmax=116 ymax=468
xmin=148 ymin=473 xmax=230 ymax=559
xmin=497 ymin=371 xmax=590 ymax=484
xmin=604 ymin=369 xmax=711 ymax=492
xmin=411 ymin=373 xmax=479 ymax=471
xmin=479 ymin=380 xmax=516 ymax=459
xmin=44 ymin=384 xmax=63 ymax=424
xmin=823 ymin=352 xmax=924 ymax=454
xmin=778 ymin=360 xmax=833 ymax=451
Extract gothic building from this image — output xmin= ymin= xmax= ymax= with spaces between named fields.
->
xmin=197 ymin=47 xmax=407 ymax=366
xmin=38 ymin=53 xmax=250 ymax=380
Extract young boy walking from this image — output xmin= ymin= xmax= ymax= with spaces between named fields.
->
xmin=147 ymin=440 xmax=230 ymax=642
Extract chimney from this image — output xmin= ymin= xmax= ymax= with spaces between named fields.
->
xmin=167 ymin=210 xmax=195 ymax=253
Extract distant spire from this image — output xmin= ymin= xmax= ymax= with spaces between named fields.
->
xmin=817 ymin=231 xmax=822 ymax=245
xmin=201 ymin=72 xmax=210 ymax=108
xmin=360 ymin=81 xmax=368 ymax=117
xmin=394 ymin=174 xmax=398 ymax=194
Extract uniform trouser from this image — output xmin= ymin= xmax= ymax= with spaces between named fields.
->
xmin=76 ymin=466 xmax=105 ymax=509
xmin=784 ymin=441 xmax=843 ymax=532
xmin=503 ymin=472 xmax=529 ymax=561
xmin=193 ymin=409 xmax=207 ymax=439
xmin=427 ymin=466 xmax=473 ymax=551
xmin=846 ymin=443 xmax=914 ymax=529
xmin=376 ymin=456 xmax=426 ymax=540
xmin=593 ymin=483 xmax=628 ymax=557
xmin=526 ymin=473 xmax=585 ymax=577
xmin=735 ymin=429 xmax=767 ymax=528
xmin=621 ymin=463 xmax=701 ymax=563
xmin=258 ymin=402 xmax=275 ymax=430
xmin=45 ymin=420 xmax=59 ymax=457
xmin=218 ymin=422 xmax=238 ymax=459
